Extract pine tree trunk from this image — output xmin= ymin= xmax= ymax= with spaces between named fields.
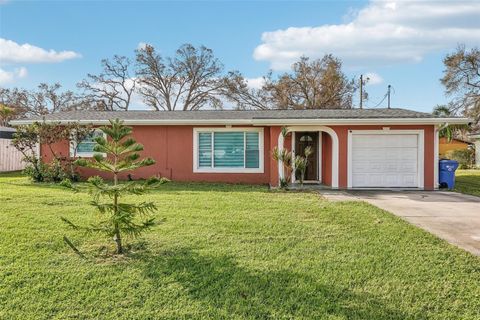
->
xmin=113 ymin=172 xmax=123 ymax=254
xmin=114 ymin=225 xmax=122 ymax=254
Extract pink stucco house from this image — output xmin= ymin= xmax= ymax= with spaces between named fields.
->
xmin=11 ymin=108 xmax=469 ymax=190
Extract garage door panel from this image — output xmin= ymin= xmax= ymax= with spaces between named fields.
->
xmin=351 ymin=133 xmax=420 ymax=188
xmin=400 ymin=148 xmax=418 ymax=160
xmin=399 ymin=162 xmax=417 ymax=172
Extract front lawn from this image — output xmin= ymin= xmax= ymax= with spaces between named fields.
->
xmin=454 ymin=169 xmax=480 ymax=197
xmin=0 ymin=172 xmax=479 ymax=319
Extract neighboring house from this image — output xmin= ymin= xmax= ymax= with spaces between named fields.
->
xmin=10 ymin=108 xmax=469 ymax=190
xmin=0 ymin=127 xmax=31 ymax=172
xmin=439 ymin=137 xmax=473 ymax=158
xmin=469 ymin=131 xmax=480 ymax=168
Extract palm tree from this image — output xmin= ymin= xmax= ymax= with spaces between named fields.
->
xmin=433 ymin=105 xmax=469 ymax=141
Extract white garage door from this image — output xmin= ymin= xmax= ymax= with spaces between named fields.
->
xmin=350 ymin=133 xmax=420 ymax=188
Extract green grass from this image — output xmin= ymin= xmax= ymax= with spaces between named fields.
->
xmin=0 ymin=172 xmax=479 ymax=319
xmin=454 ymin=169 xmax=480 ymax=197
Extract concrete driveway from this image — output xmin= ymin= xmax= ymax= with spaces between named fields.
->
xmin=325 ymin=190 xmax=480 ymax=256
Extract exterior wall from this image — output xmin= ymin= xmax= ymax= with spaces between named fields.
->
xmin=40 ymin=123 xmax=436 ymax=189
xmin=268 ymin=126 xmax=282 ymax=186
xmin=41 ymin=125 xmax=272 ymax=185
xmin=329 ymin=125 xmax=436 ymax=190
xmin=439 ymin=137 xmax=470 ymax=158
xmin=321 ymin=133 xmax=332 ymax=186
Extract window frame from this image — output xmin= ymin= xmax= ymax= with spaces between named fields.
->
xmin=193 ymin=127 xmax=264 ymax=173
xmin=69 ymin=129 xmax=106 ymax=158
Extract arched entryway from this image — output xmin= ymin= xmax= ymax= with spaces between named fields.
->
xmin=277 ymin=126 xmax=339 ymax=188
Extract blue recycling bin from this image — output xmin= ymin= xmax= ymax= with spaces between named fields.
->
xmin=439 ymin=160 xmax=459 ymax=189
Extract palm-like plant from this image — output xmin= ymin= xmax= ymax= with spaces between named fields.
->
xmin=62 ymin=119 xmax=167 ymax=254
xmin=294 ymin=146 xmax=313 ymax=185
xmin=433 ymin=105 xmax=470 ymax=141
xmin=273 ymin=146 xmax=292 ymax=188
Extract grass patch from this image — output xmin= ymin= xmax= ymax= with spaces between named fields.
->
xmin=454 ymin=169 xmax=480 ymax=197
xmin=0 ymin=172 xmax=479 ymax=319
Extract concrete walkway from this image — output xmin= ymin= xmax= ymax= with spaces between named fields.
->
xmin=322 ymin=190 xmax=480 ymax=256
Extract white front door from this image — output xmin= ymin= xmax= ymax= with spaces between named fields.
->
xmin=350 ymin=132 xmax=422 ymax=188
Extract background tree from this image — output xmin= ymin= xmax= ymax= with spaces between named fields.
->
xmin=0 ymin=104 xmax=15 ymax=126
xmin=62 ymin=119 xmax=167 ymax=254
xmin=223 ymin=55 xmax=357 ymax=110
xmin=0 ymin=83 xmax=87 ymax=118
xmin=136 ymin=44 xmax=225 ymax=111
xmin=78 ymin=55 xmax=136 ymax=111
xmin=441 ymin=45 xmax=480 ymax=129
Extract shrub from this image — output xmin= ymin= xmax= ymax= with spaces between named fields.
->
xmin=45 ymin=159 xmax=68 ymax=182
xmin=13 ymin=122 xmax=94 ymax=183
xmin=445 ymin=148 xmax=475 ymax=169
xmin=23 ymin=161 xmax=48 ymax=183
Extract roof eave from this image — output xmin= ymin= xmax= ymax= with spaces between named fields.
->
xmin=9 ymin=117 xmax=471 ymax=126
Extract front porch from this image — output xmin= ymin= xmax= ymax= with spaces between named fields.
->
xmin=276 ymin=126 xmax=340 ymax=189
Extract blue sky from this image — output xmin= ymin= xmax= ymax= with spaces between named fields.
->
xmin=1 ymin=0 xmax=479 ymax=112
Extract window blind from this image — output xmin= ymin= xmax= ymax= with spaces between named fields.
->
xmin=198 ymin=132 xmax=212 ymax=168
xmin=245 ymin=132 xmax=259 ymax=168
xmin=197 ymin=130 xmax=261 ymax=169
xmin=214 ymin=132 xmax=244 ymax=167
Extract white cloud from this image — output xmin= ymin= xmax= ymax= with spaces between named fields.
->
xmin=0 ymin=66 xmax=27 ymax=84
xmin=253 ymin=0 xmax=480 ymax=70
xmin=246 ymin=77 xmax=265 ymax=90
xmin=0 ymin=38 xmax=81 ymax=63
xmin=364 ymin=72 xmax=383 ymax=85
xmin=137 ymin=42 xmax=148 ymax=50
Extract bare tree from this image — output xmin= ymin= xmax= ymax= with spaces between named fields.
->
xmin=0 ymin=83 xmax=84 ymax=118
xmin=223 ymin=55 xmax=356 ymax=110
xmin=441 ymin=45 xmax=480 ymax=128
xmin=78 ymin=55 xmax=135 ymax=111
xmin=135 ymin=44 xmax=224 ymax=111
xmin=222 ymin=71 xmax=275 ymax=110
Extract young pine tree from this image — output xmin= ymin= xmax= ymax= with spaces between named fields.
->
xmin=62 ymin=119 xmax=167 ymax=254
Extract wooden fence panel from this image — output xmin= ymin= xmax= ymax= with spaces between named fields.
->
xmin=0 ymin=139 xmax=35 ymax=172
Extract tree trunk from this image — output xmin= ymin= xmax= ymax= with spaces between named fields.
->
xmin=113 ymin=172 xmax=123 ymax=254
xmin=113 ymin=227 xmax=123 ymax=254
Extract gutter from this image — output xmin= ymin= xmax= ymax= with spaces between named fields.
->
xmin=10 ymin=117 xmax=471 ymax=126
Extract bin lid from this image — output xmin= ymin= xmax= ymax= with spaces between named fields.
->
xmin=439 ymin=159 xmax=459 ymax=164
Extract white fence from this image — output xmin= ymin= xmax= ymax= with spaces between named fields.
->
xmin=0 ymin=138 xmax=32 ymax=172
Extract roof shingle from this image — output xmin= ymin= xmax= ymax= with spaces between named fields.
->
xmin=17 ymin=108 xmax=439 ymax=122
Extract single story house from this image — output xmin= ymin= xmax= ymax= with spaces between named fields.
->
xmin=439 ymin=137 xmax=473 ymax=158
xmin=11 ymin=108 xmax=470 ymax=190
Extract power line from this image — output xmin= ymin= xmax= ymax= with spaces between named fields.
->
xmin=366 ymin=84 xmax=395 ymax=109
xmin=370 ymin=93 xmax=388 ymax=108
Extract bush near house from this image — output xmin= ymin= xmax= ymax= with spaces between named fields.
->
xmin=12 ymin=122 xmax=93 ymax=182
xmin=445 ymin=148 xmax=476 ymax=169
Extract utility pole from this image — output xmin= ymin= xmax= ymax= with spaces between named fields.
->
xmin=359 ymin=75 xmax=363 ymax=109
xmin=387 ymin=85 xmax=391 ymax=109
